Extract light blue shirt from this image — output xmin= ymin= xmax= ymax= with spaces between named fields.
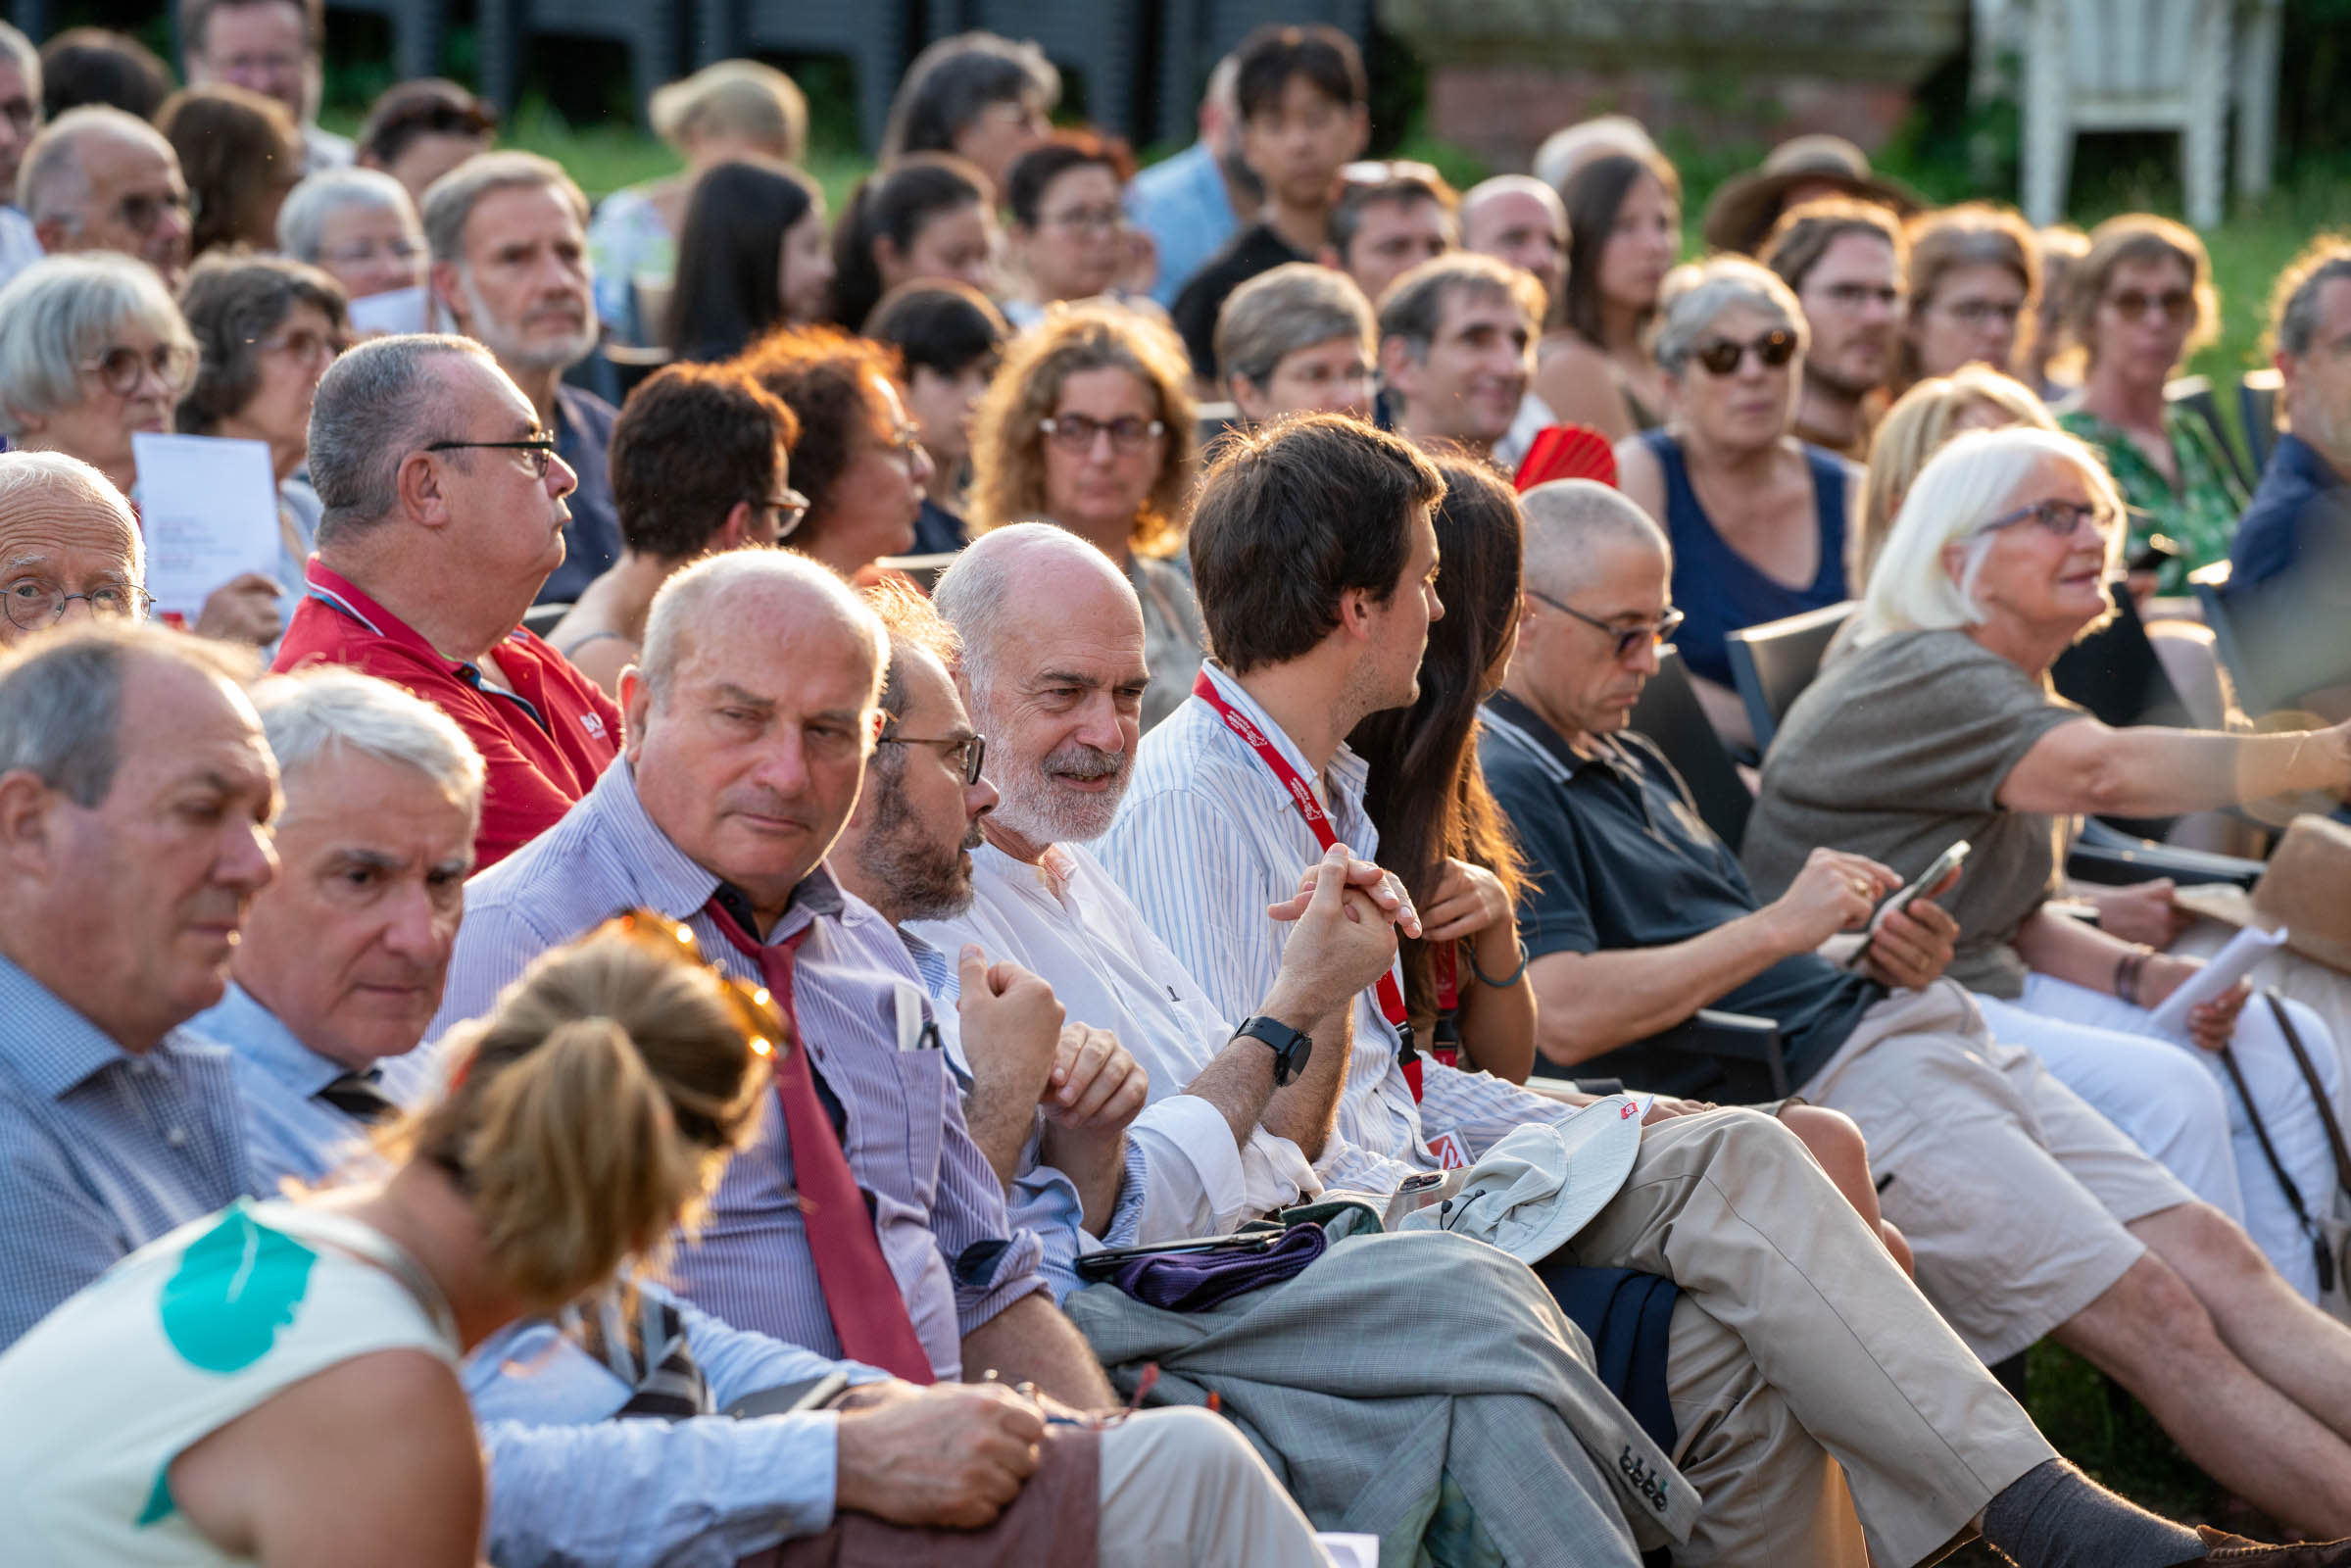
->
xmin=436 ymin=758 xmax=1048 ymax=1375
xmin=193 ymin=980 xmax=887 ymax=1566
xmin=0 ymin=955 xmax=252 ymax=1351
xmin=1127 ymin=140 xmax=1242 ymax=308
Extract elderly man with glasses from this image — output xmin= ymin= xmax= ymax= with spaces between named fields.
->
xmin=19 ymin=106 xmax=192 ymax=291
xmin=0 ymin=451 xmax=152 ymax=648
xmin=270 ymin=332 xmax=618 ymax=869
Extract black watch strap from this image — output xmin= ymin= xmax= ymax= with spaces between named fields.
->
xmin=1233 ymin=1015 xmax=1312 ymax=1087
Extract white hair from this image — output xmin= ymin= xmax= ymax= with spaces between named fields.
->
xmin=0 ymin=254 xmax=193 ymax=436
xmin=1532 ymin=116 xmax=1658 ymax=195
xmin=931 ymin=521 xmax=1137 ymax=708
xmin=1650 ymin=256 xmax=1808 ymax=375
xmin=1860 ymin=425 xmax=2124 ymax=639
xmin=250 ymin=665 xmax=485 ymax=824
xmin=638 ymin=550 xmax=884 ymax=703
xmin=0 ymin=451 xmax=141 ymax=577
xmin=21 ymin=106 xmax=172 ymax=231
xmin=277 ymin=167 xmax=420 ymax=264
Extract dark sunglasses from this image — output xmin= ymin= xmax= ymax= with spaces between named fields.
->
xmin=1690 ymin=329 xmax=1798 ymax=376
xmin=2103 ymin=287 xmax=2195 ymax=325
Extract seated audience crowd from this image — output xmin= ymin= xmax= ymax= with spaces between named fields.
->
xmin=10 ymin=9 xmax=2351 ymax=1566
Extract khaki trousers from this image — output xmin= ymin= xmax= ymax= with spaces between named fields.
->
xmin=1554 ymin=1106 xmax=2056 ymax=1568
xmin=1097 ymin=1406 xmax=1330 ymax=1566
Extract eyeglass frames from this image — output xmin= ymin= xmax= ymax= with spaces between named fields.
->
xmin=1 ymin=579 xmax=155 ymax=631
xmin=423 ymin=437 xmax=561 ymax=479
xmin=1971 ymin=497 xmax=2120 ymax=541
xmin=875 ymin=732 xmax=987 ymax=786
xmin=1038 ymin=414 xmax=1165 ymax=454
xmin=1527 ymin=588 xmax=1685 ymax=660
xmin=81 ymin=341 xmax=199 ymax=397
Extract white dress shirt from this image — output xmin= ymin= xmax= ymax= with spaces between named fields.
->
xmin=913 ymin=840 xmax=1322 ymax=1248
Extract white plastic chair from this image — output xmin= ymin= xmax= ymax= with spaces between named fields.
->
xmin=2021 ymin=0 xmax=2233 ymax=227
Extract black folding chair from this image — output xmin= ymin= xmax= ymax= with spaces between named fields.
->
xmin=1725 ymin=601 xmax=1856 ymax=754
xmin=1627 ymin=646 xmax=1753 ymax=853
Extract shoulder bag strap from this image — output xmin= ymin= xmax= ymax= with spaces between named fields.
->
xmin=2216 ymin=1042 xmax=2336 ymax=1296
xmin=2265 ymin=989 xmax=2351 ymax=1196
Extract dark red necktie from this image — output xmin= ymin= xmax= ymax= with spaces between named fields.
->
xmin=703 ymin=899 xmax=936 ymax=1384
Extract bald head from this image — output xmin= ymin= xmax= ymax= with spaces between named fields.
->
xmin=1463 ymin=175 xmax=1568 ymax=304
xmin=935 ymin=522 xmax=1150 ymax=856
xmin=1520 ymin=479 xmax=1669 ymax=598
xmin=639 ymin=549 xmax=883 ymax=705
xmin=935 ymin=522 xmax=1144 ymax=702
xmin=0 ymin=452 xmax=144 ymax=647
xmin=23 ymin=107 xmax=191 ymax=288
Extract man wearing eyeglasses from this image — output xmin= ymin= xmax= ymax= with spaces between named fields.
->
xmin=0 ymin=452 xmax=154 ymax=649
xmin=271 ymin=334 xmax=619 ymax=869
xmin=422 ymin=152 xmax=617 ymax=605
xmin=1377 ymin=252 xmax=1544 ymax=459
xmin=20 ymin=106 xmax=193 ymax=291
xmin=0 ymin=23 xmax=43 ymax=293
xmin=180 ymin=0 xmax=352 ymax=175
xmin=1760 ymin=198 xmax=1908 ymax=461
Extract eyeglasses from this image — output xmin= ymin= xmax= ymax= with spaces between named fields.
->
xmin=2103 ymin=287 xmax=2195 ymax=324
xmin=763 ymin=488 xmax=812 ymax=538
xmin=1973 ymin=497 xmax=2120 ymax=540
xmin=877 ymin=422 xmax=927 ymax=472
xmin=1818 ymin=281 xmax=1903 ymax=311
xmin=1042 ymin=204 xmax=1124 ymax=237
xmin=115 ymin=188 xmax=191 ymax=236
xmin=318 ymin=236 xmax=425 ymax=268
xmin=876 ymin=731 xmax=987 ymax=786
xmin=81 ymin=341 xmax=198 ymax=397
xmin=260 ymin=326 xmax=349 ymax=366
xmin=1688 ymin=329 xmax=1798 ymax=376
xmin=1529 ymin=587 xmax=1685 ymax=660
xmin=424 ymin=436 xmax=560 ymax=478
xmin=1935 ymin=297 xmax=2025 ymax=326
xmin=1 ymin=578 xmax=154 ymax=631
xmin=1039 ymin=414 xmax=1166 ymax=454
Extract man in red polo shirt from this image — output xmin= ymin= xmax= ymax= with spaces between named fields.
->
xmin=274 ymin=331 xmax=620 ymax=866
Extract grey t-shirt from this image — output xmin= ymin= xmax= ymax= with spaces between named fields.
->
xmin=1740 ymin=628 xmax=2082 ymax=999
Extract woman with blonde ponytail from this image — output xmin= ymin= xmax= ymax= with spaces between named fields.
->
xmin=0 ymin=915 xmax=772 ymax=1567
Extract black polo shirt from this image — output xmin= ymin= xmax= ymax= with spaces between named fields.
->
xmin=1169 ymin=221 xmax=1309 ymax=381
xmin=1479 ymin=691 xmax=1881 ymax=1094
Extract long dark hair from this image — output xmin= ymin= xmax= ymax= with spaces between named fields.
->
xmin=1560 ymin=151 xmax=1680 ymax=348
xmin=827 ymin=154 xmax=990 ymax=333
xmin=1351 ymin=456 xmax=1530 ymax=1031
xmin=666 ymin=158 xmax=820 ymax=364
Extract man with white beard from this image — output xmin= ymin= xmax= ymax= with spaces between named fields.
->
xmin=421 ymin=151 xmax=619 ymax=603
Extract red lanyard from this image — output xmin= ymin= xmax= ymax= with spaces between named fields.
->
xmin=1193 ymin=671 xmax=1423 ymax=1101
xmin=1431 ymin=943 xmax=1461 ymax=1070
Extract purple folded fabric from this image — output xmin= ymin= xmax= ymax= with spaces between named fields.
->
xmin=1110 ymin=1224 xmax=1329 ymax=1311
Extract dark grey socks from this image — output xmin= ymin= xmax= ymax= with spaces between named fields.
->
xmin=1980 ymin=1458 xmax=2208 ymax=1567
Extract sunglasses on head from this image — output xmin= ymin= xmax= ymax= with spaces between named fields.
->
xmin=1689 ymin=329 xmax=1798 ymax=376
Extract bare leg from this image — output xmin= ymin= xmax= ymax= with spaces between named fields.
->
xmin=2135 ymin=1200 xmax=2351 ymax=1445
xmin=1779 ymin=1103 xmax=1911 ymax=1275
xmin=2055 ymin=1216 xmax=2351 ymax=1537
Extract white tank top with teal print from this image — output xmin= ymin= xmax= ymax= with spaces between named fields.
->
xmin=0 ymin=1198 xmax=460 ymax=1565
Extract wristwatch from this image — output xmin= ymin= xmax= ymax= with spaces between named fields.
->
xmin=1233 ymin=1016 xmax=1312 ymax=1087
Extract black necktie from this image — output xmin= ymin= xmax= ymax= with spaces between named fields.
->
xmin=318 ymin=1069 xmax=400 ymax=1125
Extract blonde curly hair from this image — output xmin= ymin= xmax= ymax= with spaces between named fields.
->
xmin=965 ymin=302 xmax=1198 ymax=559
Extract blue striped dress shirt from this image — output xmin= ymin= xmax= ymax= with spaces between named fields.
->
xmin=0 ymin=956 xmax=253 ymax=1351
xmin=433 ymin=758 xmax=1047 ymax=1377
xmin=1098 ymin=662 xmax=1581 ymax=1195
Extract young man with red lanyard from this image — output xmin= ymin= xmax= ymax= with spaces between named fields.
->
xmin=1094 ymin=415 xmax=2257 ymax=1568
xmin=273 ymin=335 xmax=622 ymax=867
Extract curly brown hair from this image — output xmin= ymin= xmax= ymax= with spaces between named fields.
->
xmin=175 ymin=252 xmax=348 ymax=434
xmin=965 ymin=303 xmax=1198 ymax=558
xmin=737 ymin=324 xmax=904 ymax=561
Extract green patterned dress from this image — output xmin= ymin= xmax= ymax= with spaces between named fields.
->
xmin=2058 ymin=406 xmax=2249 ymax=593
